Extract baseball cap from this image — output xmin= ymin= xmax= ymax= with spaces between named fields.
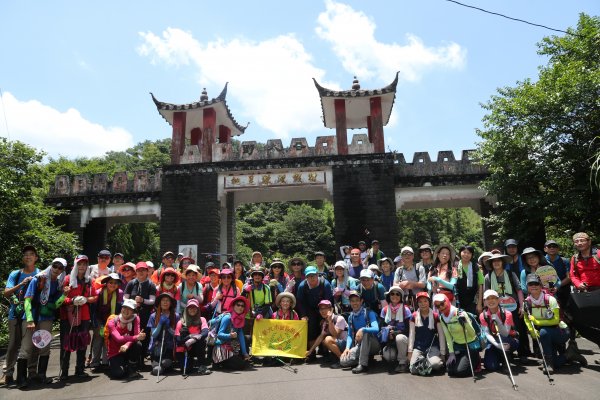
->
xmin=162 ymin=251 xmax=175 ymax=258
xmin=483 ymin=289 xmax=499 ymax=300
xmin=504 ymin=239 xmax=518 ymax=247
xmin=135 ymin=261 xmax=148 ymax=271
xmin=318 ymin=300 xmax=332 ymax=308
xmin=51 ymin=257 xmax=67 ymax=267
xmin=304 ymin=266 xmax=318 ymax=276
xmin=98 ymin=249 xmax=111 ymax=257
xmin=544 ymin=240 xmax=559 ymax=247
xmin=359 ymin=269 xmax=373 ymax=279
xmin=526 ymin=274 xmax=542 ymax=285
xmin=400 ymin=246 xmax=414 ymax=254
xmin=314 ymin=251 xmax=325 ymax=257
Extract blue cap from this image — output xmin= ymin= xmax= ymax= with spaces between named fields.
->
xmin=304 ymin=266 xmax=318 ymax=276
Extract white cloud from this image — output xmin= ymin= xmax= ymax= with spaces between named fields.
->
xmin=316 ymin=0 xmax=466 ymax=82
xmin=0 ymin=92 xmax=134 ymax=158
xmin=137 ymin=28 xmax=340 ymax=139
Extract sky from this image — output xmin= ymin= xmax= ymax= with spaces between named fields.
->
xmin=1 ymin=0 xmax=598 ymax=162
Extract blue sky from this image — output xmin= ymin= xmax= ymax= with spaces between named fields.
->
xmin=1 ymin=0 xmax=598 ymax=161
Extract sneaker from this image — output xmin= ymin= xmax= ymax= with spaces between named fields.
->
xmin=394 ymin=363 xmax=408 ymax=373
xmin=0 ymin=375 xmax=14 ymax=386
xmin=352 ymin=364 xmax=369 ymax=374
xmin=329 ymin=362 xmax=341 ymax=369
xmin=566 ymin=343 xmax=588 ymax=366
xmin=197 ymin=365 xmax=212 ymax=376
xmin=74 ymin=369 xmax=89 ymax=378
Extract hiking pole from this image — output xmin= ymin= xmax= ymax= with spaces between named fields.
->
xmin=274 ymin=357 xmax=298 ymax=373
xmin=523 ymin=303 xmax=554 ymax=385
xmin=458 ymin=315 xmax=477 ymax=382
xmin=182 ymin=351 xmax=188 ymax=379
xmin=156 ymin=327 xmax=166 ymax=383
xmin=493 ymin=321 xmax=518 ymax=390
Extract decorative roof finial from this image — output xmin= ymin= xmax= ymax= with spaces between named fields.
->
xmin=351 ymin=76 xmax=360 ymax=90
xmin=200 ymin=88 xmax=208 ymax=102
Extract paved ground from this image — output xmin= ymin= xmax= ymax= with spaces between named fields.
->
xmin=2 ymin=337 xmax=599 ymax=400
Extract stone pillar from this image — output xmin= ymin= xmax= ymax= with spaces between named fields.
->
xmin=202 ymin=108 xmax=216 ymax=163
xmin=334 ymin=99 xmax=348 ymax=155
xmin=332 ymin=156 xmax=399 ymax=258
xmin=171 ymin=111 xmax=186 ymax=164
xmin=219 ymin=125 xmax=231 ymax=144
xmin=160 ymin=168 xmax=220 ymax=269
xmin=226 ymin=192 xmax=236 ymax=260
xmin=369 ymin=96 xmax=384 ymax=153
xmin=479 ymin=199 xmax=497 ymax=250
xmin=83 ymin=217 xmax=108 ymax=264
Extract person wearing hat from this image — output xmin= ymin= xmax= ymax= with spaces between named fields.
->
xmin=175 ymin=298 xmax=211 ymax=375
xmin=178 ymin=256 xmax=195 ymax=275
xmin=408 ymin=292 xmax=446 ymax=375
xmin=313 ymin=251 xmax=332 ymax=281
xmin=365 ymin=240 xmax=385 ymax=267
xmin=2 ymin=245 xmax=40 ymax=387
xmin=357 ymin=241 xmax=368 ymax=264
xmin=504 ymin=239 xmax=524 ymax=274
xmin=455 ymin=245 xmax=484 ymax=315
xmin=417 ymin=244 xmax=434 ymax=277
xmin=380 ymin=286 xmax=412 ymax=373
xmin=59 ymin=254 xmax=97 ymax=380
xmin=87 ymin=249 xmax=114 ymax=369
xmin=428 ymin=244 xmax=458 ymax=303
xmin=177 ymin=265 xmax=204 ymax=314
xmin=393 ymin=246 xmax=427 ymax=308
xmin=306 ymin=300 xmax=348 ymax=368
xmin=520 ymin=247 xmax=560 ymax=296
xmin=20 ymin=258 xmax=67 ymax=385
xmin=378 ymin=257 xmax=395 ymax=291
xmin=89 ymin=273 xmax=124 ymax=370
xmin=543 ymin=240 xmax=571 ymax=304
xmin=339 ymin=245 xmax=352 ymax=265
xmin=146 ymin=261 xmax=156 ymax=277
xmin=357 ymin=269 xmax=386 ymax=315
xmin=123 ymin=261 xmax=157 ymax=365
xmin=89 ymin=250 xmax=113 ymax=282
xmin=570 ymin=232 xmax=600 ymax=292
xmin=200 ymin=263 xmax=222 ymax=319
xmin=339 ymin=291 xmax=380 ymax=373
xmin=331 ymin=260 xmax=359 ymax=313
xmin=273 ymin=292 xmax=299 ymax=320
xmin=212 ymin=296 xmax=251 ymax=370
xmin=368 ymin=264 xmax=381 ymax=282
xmin=285 ymin=257 xmax=306 ymax=296
xmin=251 ymin=251 xmax=264 ymax=267
xmin=348 ymin=248 xmax=364 ymax=279
xmin=112 ymin=252 xmax=125 ymax=274
xmin=210 ymin=268 xmax=240 ymax=317
xmin=479 ymin=290 xmax=519 ymax=371
xmin=232 ymin=260 xmax=247 ymax=285
xmin=148 ymin=292 xmax=179 ymax=376
xmin=478 ymin=251 xmax=494 ymax=275
xmin=524 ymin=274 xmax=569 ymax=372
xmin=150 ymin=251 xmax=176 ymax=285
xmin=118 ymin=262 xmax=136 ymax=291
xmin=434 ymin=293 xmax=481 ymax=377
xmin=266 ymin=259 xmax=289 ymax=300
xmin=105 ymin=298 xmax=146 ymax=380
xmin=297 ymin=266 xmax=333 ymax=355
xmin=156 ymin=267 xmax=182 ymax=300
xmin=243 ymin=266 xmax=273 ymax=339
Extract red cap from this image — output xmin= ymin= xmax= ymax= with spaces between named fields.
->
xmin=135 ymin=261 xmax=149 ymax=271
xmin=416 ymin=292 xmax=430 ymax=301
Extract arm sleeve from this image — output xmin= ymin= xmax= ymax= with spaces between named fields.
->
xmin=436 ymin=276 xmax=457 ymax=290
xmin=441 ymin=320 xmax=454 ymax=353
xmin=238 ymin=327 xmax=248 ymax=356
xmin=520 ymin=270 xmax=528 ymax=295
xmin=24 ymin=297 xmax=34 ymax=322
xmin=408 ymin=320 xmax=416 ymax=352
xmin=216 ymin=316 xmax=233 ymax=341
xmin=363 ymin=310 xmax=380 ymax=335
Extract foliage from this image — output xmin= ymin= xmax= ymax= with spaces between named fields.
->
xmin=475 ymin=14 xmax=600 ymax=244
xmin=107 ymin=222 xmax=161 ymax=264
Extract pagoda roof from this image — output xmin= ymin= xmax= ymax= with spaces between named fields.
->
xmin=151 ymin=83 xmax=248 ymax=136
xmin=313 ymin=72 xmax=399 ymax=129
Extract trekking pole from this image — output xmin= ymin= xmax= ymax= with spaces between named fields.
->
xmin=273 ymin=357 xmax=298 ymax=373
xmin=182 ymin=351 xmax=188 ymax=378
xmin=156 ymin=327 xmax=166 ymax=383
xmin=523 ymin=303 xmax=554 ymax=385
xmin=458 ymin=315 xmax=477 ymax=382
xmin=493 ymin=321 xmax=518 ymax=390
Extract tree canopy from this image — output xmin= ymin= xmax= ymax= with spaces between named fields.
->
xmin=476 ymin=13 xmax=600 ymax=246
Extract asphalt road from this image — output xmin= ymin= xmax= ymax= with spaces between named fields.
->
xmin=2 ymin=338 xmax=599 ymax=400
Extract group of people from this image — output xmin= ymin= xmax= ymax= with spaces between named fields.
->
xmin=2 ymin=231 xmax=598 ymax=389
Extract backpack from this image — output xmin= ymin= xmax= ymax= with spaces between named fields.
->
xmin=441 ymin=311 xmax=486 ymax=351
xmin=348 ymin=308 xmax=372 ymax=341
xmin=207 ymin=312 xmax=229 ymax=346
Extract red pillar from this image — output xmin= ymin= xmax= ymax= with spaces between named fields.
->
xmin=202 ymin=108 xmax=216 ymax=162
xmin=369 ymin=96 xmax=384 ymax=153
xmin=190 ymin=127 xmax=202 ymax=146
xmin=171 ymin=111 xmax=186 ymax=164
xmin=334 ymin=99 xmax=348 ymax=155
xmin=218 ymin=125 xmax=231 ymax=143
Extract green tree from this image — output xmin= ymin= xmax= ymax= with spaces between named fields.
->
xmin=475 ymin=14 xmax=600 ymax=245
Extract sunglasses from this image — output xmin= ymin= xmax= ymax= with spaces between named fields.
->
xmin=272 ymin=265 xmax=283 ymax=269
xmin=121 ymin=268 xmax=133 ymax=272
xmin=433 ymin=302 xmax=445 ymax=307
xmin=234 ymin=303 xmax=245 ymax=308
xmin=291 ymin=262 xmax=302 ymax=266
xmin=401 ymin=252 xmax=413 ymax=256
xmin=527 ymin=282 xmax=541 ymax=286
xmin=220 ymin=275 xmax=232 ymax=279
xmin=389 ymin=293 xmax=401 ymax=297
xmin=52 ymin=264 xmax=64 ymax=270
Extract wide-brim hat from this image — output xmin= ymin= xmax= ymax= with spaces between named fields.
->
xmin=288 ymin=257 xmax=305 ymax=267
xmin=184 ymin=264 xmax=201 ymax=275
xmin=101 ymin=272 xmax=122 ymax=285
xmin=433 ymin=244 xmax=456 ymax=264
xmin=520 ymin=247 xmax=548 ymax=265
xmin=230 ymin=295 xmax=250 ymax=314
xmin=385 ymin=286 xmax=404 ymax=303
xmin=122 ymin=298 xmax=137 ymax=310
xmin=250 ymin=266 xmax=266 ymax=277
xmin=378 ymin=257 xmax=394 ymax=267
xmin=275 ymin=292 xmax=296 ymax=309
xmin=155 ymin=292 xmax=176 ymax=309
xmin=220 ymin=268 xmax=234 ymax=277
xmin=270 ymin=259 xmax=285 ymax=269
xmin=333 ymin=260 xmax=347 ymax=270
xmin=483 ymin=254 xmax=512 ymax=270
xmin=119 ymin=262 xmax=136 ymax=273
xmin=159 ymin=267 xmax=181 ymax=285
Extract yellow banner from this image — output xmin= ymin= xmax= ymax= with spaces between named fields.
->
xmin=251 ymin=319 xmax=308 ymax=358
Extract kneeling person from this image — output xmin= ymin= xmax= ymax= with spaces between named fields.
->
xmin=306 ymin=300 xmax=348 ymax=368
xmin=106 ymin=299 xmax=145 ymax=379
xmin=479 ymin=290 xmax=519 ymax=371
xmin=175 ymin=299 xmax=211 ymax=375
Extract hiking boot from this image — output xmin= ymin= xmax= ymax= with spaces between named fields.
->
xmin=0 ymin=374 xmax=14 ymax=386
xmin=330 ymin=362 xmax=342 ymax=369
xmin=197 ymin=365 xmax=212 ymax=375
xmin=16 ymin=359 xmax=28 ymax=389
xmin=394 ymin=363 xmax=409 ymax=373
xmin=37 ymin=355 xmax=53 ymax=384
xmin=352 ymin=364 xmax=369 ymax=374
xmin=74 ymin=367 xmax=89 ymax=378
xmin=566 ymin=342 xmax=588 ymax=366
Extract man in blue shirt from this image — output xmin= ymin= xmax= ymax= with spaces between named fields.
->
xmin=297 ymin=266 xmax=333 ymax=357
xmin=358 ymin=269 xmax=386 ymax=315
xmin=340 ymin=291 xmax=380 ymax=373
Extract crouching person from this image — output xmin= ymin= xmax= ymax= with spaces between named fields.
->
xmin=212 ymin=296 xmax=251 ymax=370
xmin=479 ymin=290 xmax=519 ymax=371
xmin=306 ymin=300 xmax=348 ymax=368
xmin=408 ymin=292 xmax=446 ymax=375
xmin=380 ymin=286 xmax=412 ymax=373
xmin=339 ymin=291 xmax=380 ymax=374
xmin=148 ymin=292 xmax=179 ymax=376
xmin=434 ymin=293 xmax=481 ymax=377
xmin=175 ymin=299 xmax=211 ymax=375
xmin=106 ymin=299 xmax=145 ymax=379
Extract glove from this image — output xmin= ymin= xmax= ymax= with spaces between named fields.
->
xmin=446 ymin=353 xmax=456 ymax=367
xmin=255 ymin=314 xmax=263 ymax=321
xmin=185 ymin=338 xmax=196 ymax=348
xmin=528 ymin=315 xmax=536 ymax=322
xmin=269 ymin=279 xmax=278 ymax=288
xmin=159 ymin=315 xmax=170 ymax=326
xmin=73 ymin=296 xmax=87 ymax=306
xmin=244 ymin=285 xmax=252 ymax=293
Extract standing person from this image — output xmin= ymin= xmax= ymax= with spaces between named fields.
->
xmin=211 ymin=268 xmax=240 ymax=317
xmin=148 ymin=292 xmax=179 ymax=376
xmin=478 ymin=252 xmax=494 ymax=276
xmin=88 ymin=250 xmax=113 ymax=281
xmin=357 ymin=241 xmax=369 ymax=265
xmin=250 ymin=251 xmax=264 ymax=268
xmin=306 ymin=300 xmax=348 ymax=368
xmin=339 ymin=291 xmax=380 ymax=373
xmin=151 ymin=251 xmax=176 ymax=285
xmin=357 ymin=269 xmax=386 ymax=315
xmin=417 ymin=244 xmax=435 ymax=277
xmin=118 ymin=262 xmax=136 ymax=292
xmin=348 ymin=248 xmax=364 ymax=279
xmin=524 ymin=274 xmax=569 ymax=372
xmin=156 ymin=267 xmax=181 ymax=300
xmin=380 ymin=286 xmax=412 ymax=373
xmin=175 ymin=299 xmax=211 ymax=375
xmin=479 ymin=290 xmax=519 ymax=371
xmin=284 ymin=257 xmax=305 ymax=297
xmin=296 ymin=266 xmax=333 ymax=358
xmin=123 ymin=261 xmax=157 ymax=365
xmin=266 ymin=259 xmax=289 ymax=302
xmin=59 ymin=255 xmax=97 ymax=380
xmin=378 ymin=257 xmax=395 ymax=291
xmin=243 ymin=266 xmax=273 ymax=339
xmin=112 ymin=252 xmax=125 ymax=274
xmin=520 ymin=247 xmax=560 ymax=295
xmin=178 ymin=256 xmax=194 ymax=275
xmin=90 ymin=273 xmax=123 ymax=370
xmin=366 ymin=240 xmax=385 ymax=266
xmin=314 ymin=251 xmax=332 ymax=281
xmin=105 ymin=298 xmax=145 ymax=380
xmin=1 ymin=245 xmax=40 ymax=387
xmin=435 ymin=293 xmax=481 ymax=378
xmin=87 ymin=249 xmax=113 ymax=369
xmin=200 ymin=265 xmax=221 ymax=319
xmin=393 ymin=246 xmax=426 ymax=309
xmin=455 ymin=245 xmax=484 ymax=315
xmin=428 ymin=244 xmax=458 ymax=303
xmin=212 ymin=296 xmax=251 ymax=370
xmin=232 ymin=260 xmax=247 ymax=287
xmin=504 ymin=239 xmax=524 ymax=274
xmin=544 ymin=240 xmax=571 ymax=308
xmin=177 ymin=265 xmax=203 ymax=315
xmin=22 ymin=258 xmax=67 ymax=386
xmin=339 ymin=245 xmax=351 ymax=266
xmin=331 ymin=261 xmax=359 ymax=314
xmin=408 ymin=292 xmax=446 ymax=375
